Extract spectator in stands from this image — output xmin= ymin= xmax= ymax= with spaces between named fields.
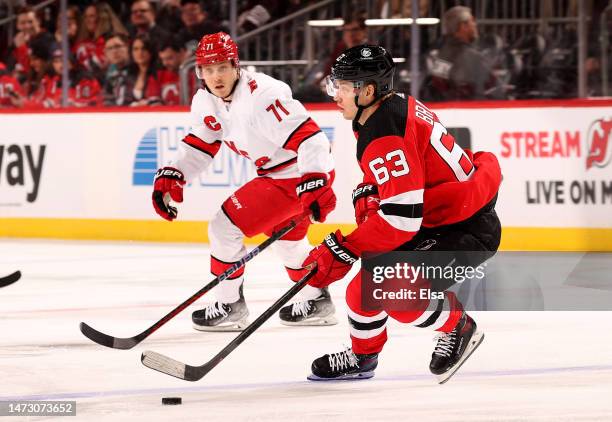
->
xmin=0 ymin=61 xmax=26 ymax=108
xmin=426 ymin=6 xmax=504 ymax=100
xmin=38 ymin=46 xmax=102 ymax=108
xmin=295 ymin=10 xmax=369 ymax=103
xmin=6 ymin=6 xmax=54 ymax=83
xmin=157 ymin=0 xmax=184 ymax=34
xmin=129 ymin=0 xmax=170 ymax=47
xmin=103 ymin=33 xmax=131 ymax=106
xmin=22 ymin=37 xmax=54 ymax=108
xmin=175 ymin=0 xmax=223 ymax=53
xmin=157 ymin=37 xmax=188 ymax=105
xmin=54 ymin=5 xmax=80 ymax=47
xmin=125 ymin=34 xmax=161 ymax=106
xmin=74 ymin=2 xmax=127 ymax=77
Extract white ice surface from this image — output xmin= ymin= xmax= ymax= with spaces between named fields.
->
xmin=1 ymin=239 xmax=611 ymax=422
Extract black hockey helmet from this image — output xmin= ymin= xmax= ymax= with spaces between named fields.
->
xmin=326 ymin=45 xmax=395 ymax=127
xmin=327 ymin=44 xmax=395 ymax=98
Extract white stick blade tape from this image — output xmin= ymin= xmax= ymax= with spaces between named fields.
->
xmin=142 ymin=351 xmax=187 ymax=379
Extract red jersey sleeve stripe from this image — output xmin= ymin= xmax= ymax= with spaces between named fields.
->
xmin=282 ymin=118 xmax=322 ymax=152
xmin=183 ymin=134 xmax=221 ymax=158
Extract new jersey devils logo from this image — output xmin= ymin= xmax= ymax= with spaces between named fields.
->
xmin=586 ymin=118 xmax=612 ymax=170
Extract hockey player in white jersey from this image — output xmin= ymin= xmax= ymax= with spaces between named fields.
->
xmin=152 ymin=32 xmax=337 ymax=331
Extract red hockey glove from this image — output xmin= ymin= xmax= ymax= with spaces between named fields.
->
xmin=302 ymin=230 xmax=359 ymax=288
xmin=152 ymin=167 xmax=186 ymax=221
xmin=352 ymin=183 xmax=380 ymax=225
xmin=296 ymin=173 xmax=336 ymax=222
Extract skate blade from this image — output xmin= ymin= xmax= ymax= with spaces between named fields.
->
xmin=307 ymin=371 xmax=375 ymax=381
xmin=436 ymin=331 xmax=485 ymax=385
xmin=280 ymin=315 xmax=338 ymax=327
xmin=192 ymin=318 xmax=249 ymax=332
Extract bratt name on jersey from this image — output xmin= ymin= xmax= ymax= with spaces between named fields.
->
xmin=414 ymin=100 xmax=434 ymax=126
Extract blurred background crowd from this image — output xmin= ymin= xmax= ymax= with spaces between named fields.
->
xmin=0 ymin=0 xmax=610 ymax=109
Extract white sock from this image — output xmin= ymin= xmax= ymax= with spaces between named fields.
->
xmin=215 ymin=276 xmax=244 ymax=303
xmin=299 ymin=284 xmax=323 ymax=301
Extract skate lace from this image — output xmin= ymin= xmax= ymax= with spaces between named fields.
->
xmin=328 ymin=347 xmax=358 ymax=372
xmin=203 ymin=302 xmax=229 ymax=319
xmin=433 ymin=331 xmax=456 ymax=358
xmin=291 ymin=300 xmax=312 ymax=317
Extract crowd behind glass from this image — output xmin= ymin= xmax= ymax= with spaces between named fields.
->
xmin=0 ymin=0 xmax=609 ymax=109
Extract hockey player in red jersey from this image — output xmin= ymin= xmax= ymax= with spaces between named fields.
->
xmin=152 ymin=32 xmax=337 ymax=331
xmin=303 ymin=45 xmax=502 ymax=383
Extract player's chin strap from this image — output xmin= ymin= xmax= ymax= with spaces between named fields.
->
xmin=352 ymin=91 xmax=393 ymax=132
xmin=352 ymin=94 xmax=380 ymax=132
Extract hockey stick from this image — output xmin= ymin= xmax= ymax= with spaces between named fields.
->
xmin=0 ymin=271 xmax=21 ymax=288
xmin=141 ymin=269 xmax=316 ymax=381
xmin=79 ymin=212 xmax=310 ymax=350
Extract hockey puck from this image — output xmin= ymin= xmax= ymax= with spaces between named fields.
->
xmin=162 ymin=397 xmax=182 ymax=405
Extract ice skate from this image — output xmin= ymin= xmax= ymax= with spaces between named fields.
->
xmin=279 ymin=287 xmax=337 ymax=326
xmin=307 ymin=346 xmax=378 ymax=381
xmin=430 ymin=312 xmax=484 ymax=384
xmin=192 ymin=286 xmax=249 ymax=332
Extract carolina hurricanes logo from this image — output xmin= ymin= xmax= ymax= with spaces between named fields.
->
xmin=586 ymin=118 xmax=612 ymax=170
xmin=204 ymin=115 xmax=221 ymax=131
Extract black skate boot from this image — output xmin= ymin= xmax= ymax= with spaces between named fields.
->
xmin=429 ymin=312 xmax=484 ymax=384
xmin=307 ymin=347 xmax=378 ymax=381
xmin=192 ymin=285 xmax=249 ymax=332
xmin=279 ymin=287 xmax=337 ymax=326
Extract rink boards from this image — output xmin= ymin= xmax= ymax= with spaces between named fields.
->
xmin=0 ymin=99 xmax=610 ymax=250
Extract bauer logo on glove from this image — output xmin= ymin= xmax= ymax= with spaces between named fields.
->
xmin=296 ymin=178 xmax=325 ymax=196
xmin=296 ymin=173 xmax=336 ymax=222
xmin=324 ymin=233 xmax=358 ymax=265
xmin=152 ymin=167 xmax=186 ymax=221
xmin=352 ymin=183 xmax=377 ymax=203
xmin=352 ymin=183 xmax=380 ymax=225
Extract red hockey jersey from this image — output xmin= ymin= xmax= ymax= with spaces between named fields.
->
xmin=345 ymin=94 xmax=502 ymax=254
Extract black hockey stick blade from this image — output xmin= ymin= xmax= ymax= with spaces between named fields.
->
xmin=80 ymin=322 xmax=141 ymax=349
xmin=79 ymin=212 xmax=309 ymax=350
xmin=141 ymin=269 xmax=316 ymax=381
xmin=0 ymin=271 xmax=21 ymax=288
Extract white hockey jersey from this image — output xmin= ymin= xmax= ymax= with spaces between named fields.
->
xmin=172 ymin=70 xmax=334 ymax=182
